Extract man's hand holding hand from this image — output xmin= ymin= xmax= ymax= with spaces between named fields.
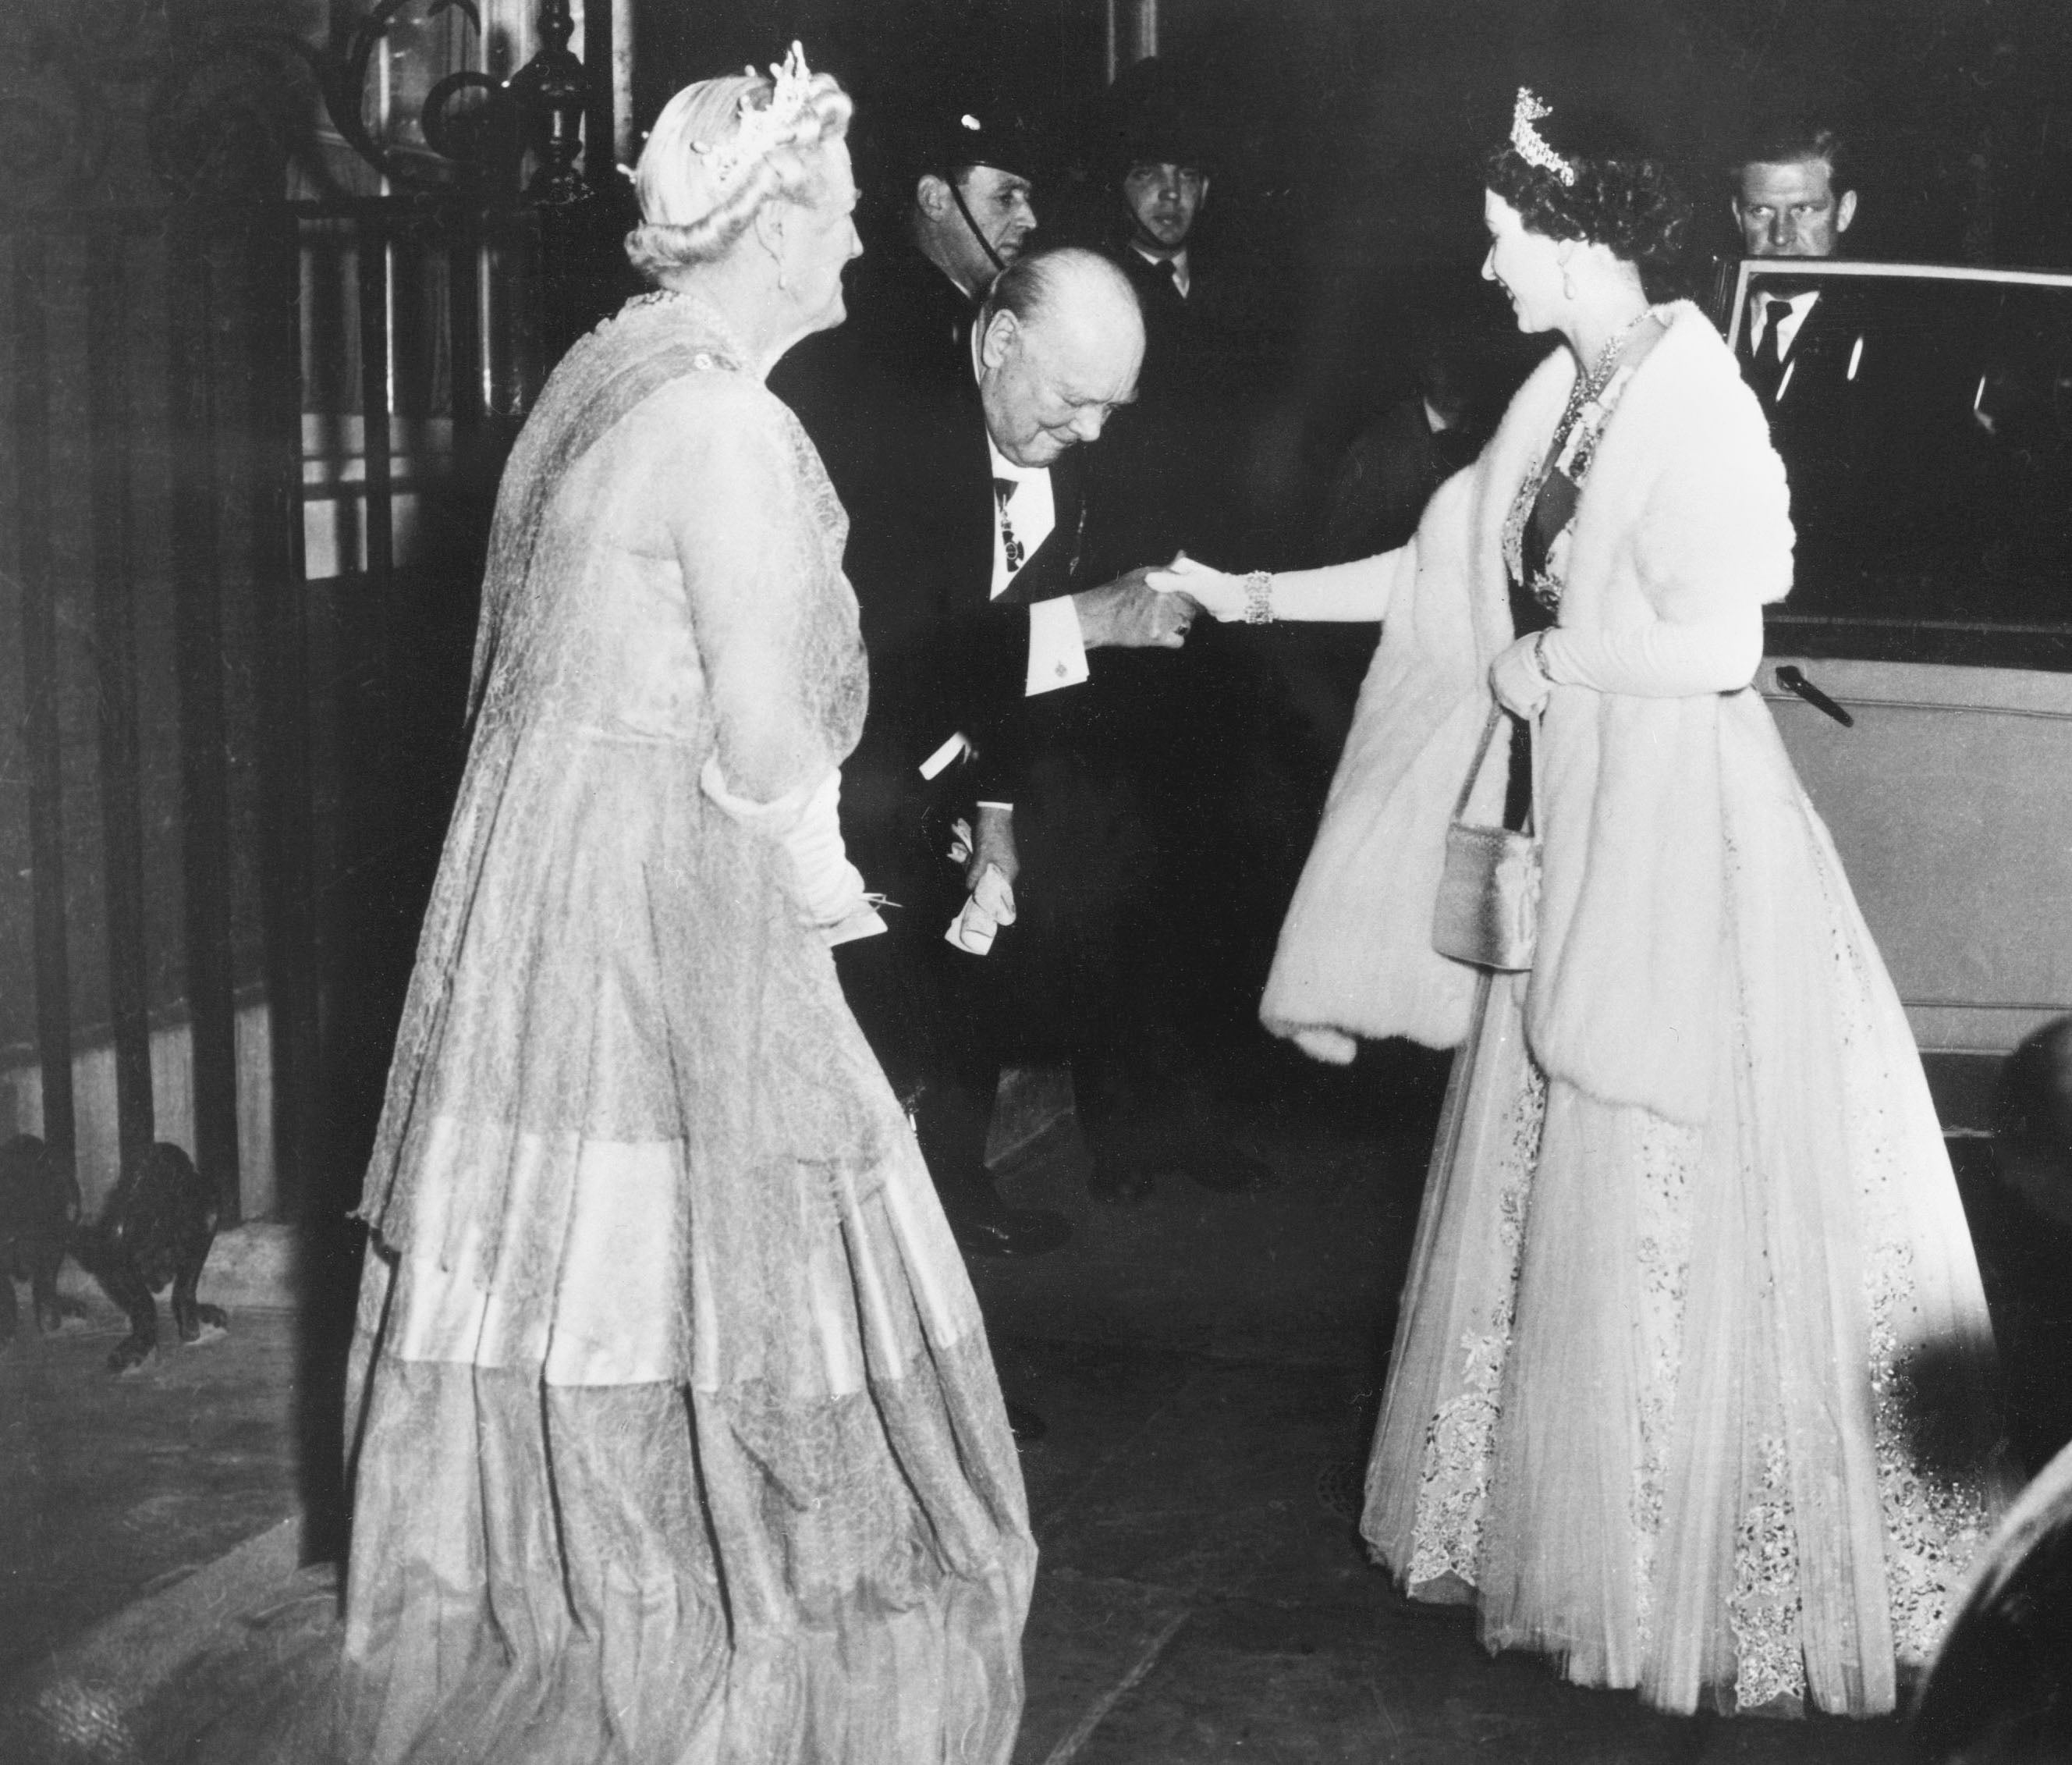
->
xmin=1148 ymin=553 xmax=1247 ymax=622
xmin=1073 ymin=568 xmax=1193 ymax=650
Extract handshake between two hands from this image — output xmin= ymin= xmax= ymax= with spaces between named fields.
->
xmin=1079 ymin=553 xmax=1248 ymax=648
xmin=1131 ymin=553 xmax=1554 ymax=718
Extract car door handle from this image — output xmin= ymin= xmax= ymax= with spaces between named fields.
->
xmin=1776 ymin=665 xmax=1854 ymax=727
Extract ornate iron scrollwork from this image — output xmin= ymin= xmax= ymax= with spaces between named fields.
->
xmin=149 ymin=0 xmax=593 ymax=205
xmin=505 ymin=2 xmax=589 ymax=205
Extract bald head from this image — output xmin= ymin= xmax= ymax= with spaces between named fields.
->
xmin=977 ymin=247 xmax=1144 ymax=467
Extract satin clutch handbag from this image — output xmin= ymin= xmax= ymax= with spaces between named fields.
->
xmin=1432 ymin=705 xmax=1539 ymax=972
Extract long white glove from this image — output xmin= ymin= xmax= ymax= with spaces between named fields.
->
xmin=700 ymin=758 xmax=886 ymax=946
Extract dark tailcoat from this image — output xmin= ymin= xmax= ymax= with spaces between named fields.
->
xmin=774 ymin=242 xmax=1144 ymax=1135
xmin=775 ymin=245 xmax=1095 ymax=871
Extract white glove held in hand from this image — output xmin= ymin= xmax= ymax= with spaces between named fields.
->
xmin=1489 ymin=632 xmax=1553 ymax=719
xmin=946 ymin=861 xmax=1016 ymax=955
xmin=700 ymin=758 xmax=886 ymax=945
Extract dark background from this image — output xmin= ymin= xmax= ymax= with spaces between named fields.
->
xmin=9 ymin=0 xmax=2072 ymax=1208
xmin=631 ymin=0 xmax=2072 ymax=463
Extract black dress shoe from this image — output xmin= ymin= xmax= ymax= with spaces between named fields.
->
xmin=1087 ymin=1159 xmax=1155 ymax=1206
xmin=1006 ymin=1401 xmax=1048 ymax=1444
xmin=942 ymin=1188 xmax=1073 ymax=1259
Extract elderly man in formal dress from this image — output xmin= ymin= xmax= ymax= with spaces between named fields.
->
xmin=779 ymin=194 xmax=1197 ymax=1259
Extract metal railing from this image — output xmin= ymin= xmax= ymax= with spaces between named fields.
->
xmin=2 ymin=2 xmax=619 ymax=1220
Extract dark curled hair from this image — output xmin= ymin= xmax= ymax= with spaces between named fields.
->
xmin=1483 ymin=105 xmax=1691 ymax=268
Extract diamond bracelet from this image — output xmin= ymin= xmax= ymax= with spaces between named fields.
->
xmin=1243 ymin=570 xmax=1274 ymax=624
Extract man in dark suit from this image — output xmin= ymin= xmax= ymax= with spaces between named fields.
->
xmin=1729 ymin=121 xmax=1875 ymax=559
xmin=779 ymin=189 xmax=1192 ymax=1246
xmin=775 ymin=98 xmax=1055 ymax=1257
xmin=1730 ymin=120 xmax=1861 ymax=404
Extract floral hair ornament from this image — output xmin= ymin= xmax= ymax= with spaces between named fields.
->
xmin=693 ymin=40 xmax=816 ymax=191
xmin=1510 ymin=87 xmax=1575 ymax=187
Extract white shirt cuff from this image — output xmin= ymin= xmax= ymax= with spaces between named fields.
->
xmin=1025 ymin=595 xmax=1090 ymax=696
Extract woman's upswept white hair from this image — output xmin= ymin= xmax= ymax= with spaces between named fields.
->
xmin=625 ymin=48 xmax=851 ymax=282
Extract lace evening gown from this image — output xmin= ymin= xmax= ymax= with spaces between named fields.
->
xmin=325 ymin=292 xmax=1034 ymax=1763
xmin=1359 ymin=358 xmax=2006 ymax=1718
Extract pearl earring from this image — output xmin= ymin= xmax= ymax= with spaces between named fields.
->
xmin=1562 ymin=268 xmax=1577 ymax=300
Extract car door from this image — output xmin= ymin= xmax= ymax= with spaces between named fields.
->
xmin=1723 ymin=260 xmax=2072 ymax=1127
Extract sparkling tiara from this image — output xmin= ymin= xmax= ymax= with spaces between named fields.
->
xmin=1511 ymin=87 xmax=1575 ymax=187
xmin=694 ymin=41 xmax=817 ymax=190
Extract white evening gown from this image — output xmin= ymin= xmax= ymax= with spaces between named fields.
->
xmin=1361 ymin=694 xmax=2006 ymax=1717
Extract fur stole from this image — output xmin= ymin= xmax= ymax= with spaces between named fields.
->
xmin=1262 ymin=303 xmax=1793 ymax=1125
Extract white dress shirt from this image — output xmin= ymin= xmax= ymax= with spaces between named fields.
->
xmin=958 ymin=339 xmax=1094 ymax=810
xmin=967 ymin=321 xmax=1090 ymax=701
xmin=984 ymin=435 xmax=1090 ymax=698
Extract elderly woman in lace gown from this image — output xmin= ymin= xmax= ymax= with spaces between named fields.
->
xmin=1158 ymin=92 xmax=2007 ymax=1718
xmin=332 ymin=50 xmax=1033 ymax=1764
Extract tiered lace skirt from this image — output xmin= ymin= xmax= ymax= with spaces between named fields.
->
xmin=329 ymin=727 xmax=1034 ymax=1764
xmin=335 ymin=1136 xmax=1031 ymax=1765
xmin=1361 ymin=765 xmax=2006 ymax=1717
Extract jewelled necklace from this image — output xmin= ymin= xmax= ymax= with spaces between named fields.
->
xmin=1559 ymin=305 xmax=1654 ymax=428
xmin=1502 ymin=306 xmax=1659 ymax=608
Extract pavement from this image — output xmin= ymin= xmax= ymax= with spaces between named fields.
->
xmin=0 ymin=1043 xmax=1923 ymax=1763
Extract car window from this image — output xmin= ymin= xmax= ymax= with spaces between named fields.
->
xmin=1725 ymin=262 xmax=2072 ymax=669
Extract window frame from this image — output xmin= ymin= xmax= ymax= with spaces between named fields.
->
xmin=1719 ymin=257 xmax=2072 ymax=673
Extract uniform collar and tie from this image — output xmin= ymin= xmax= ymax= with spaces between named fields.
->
xmin=1133 ymin=245 xmax=1190 ymax=298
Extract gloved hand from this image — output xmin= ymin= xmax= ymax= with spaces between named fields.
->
xmin=701 ymin=758 xmax=886 ymax=945
xmin=1489 ymin=631 xmax=1553 ymax=720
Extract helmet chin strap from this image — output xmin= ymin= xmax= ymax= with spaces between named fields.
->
xmin=948 ymin=173 xmax=1009 ymax=284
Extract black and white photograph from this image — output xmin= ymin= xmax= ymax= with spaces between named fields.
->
xmin=3 ymin=0 xmax=2071 ymax=1760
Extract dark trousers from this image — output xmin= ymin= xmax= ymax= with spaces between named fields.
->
xmin=839 ymin=740 xmax=1219 ymax=1188
xmin=1006 ymin=751 xmax=1195 ymax=1169
xmin=834 ymin=790 xmax=1002 ymax=1202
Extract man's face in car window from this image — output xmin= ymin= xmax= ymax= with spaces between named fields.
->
xmin=1734 ymin=158 xmax=1857 ymax=258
